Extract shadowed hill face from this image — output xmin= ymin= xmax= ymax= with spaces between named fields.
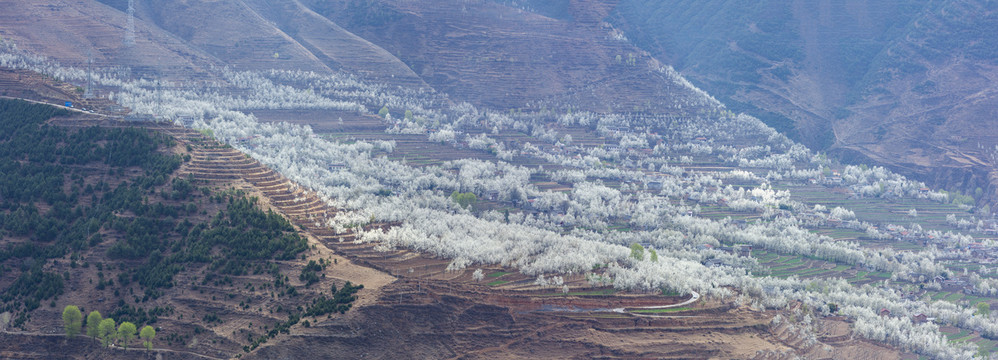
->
xmin=611 ymin=0 xmax=926 ymax=148
xmin=612 ymin=0 xmax=998 ymax=203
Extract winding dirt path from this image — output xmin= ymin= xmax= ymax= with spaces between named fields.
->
xmin=608 ymin=290 xmax=700 ymax=316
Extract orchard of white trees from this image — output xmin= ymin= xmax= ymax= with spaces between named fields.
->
xmin=1 ymin=39 xmax=992 ymax=359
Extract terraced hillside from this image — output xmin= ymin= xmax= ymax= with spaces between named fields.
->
xmin=167 ymin=124 xmax=904 ymax=360
xmin=0 ymin=111 xmax=892 ymax=359
xmin=0 ymin=102 xmax=391 ymax=359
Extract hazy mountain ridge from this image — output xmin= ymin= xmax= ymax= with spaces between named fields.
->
xmin=611 ymin=0 xmax=998 ymax=206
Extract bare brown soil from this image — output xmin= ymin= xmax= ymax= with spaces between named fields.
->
xmin=0 ymin=68 xmax=81 ymax=106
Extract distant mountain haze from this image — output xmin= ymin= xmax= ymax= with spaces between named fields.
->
xmin=611 ymin=0 xmax=998 ymax=206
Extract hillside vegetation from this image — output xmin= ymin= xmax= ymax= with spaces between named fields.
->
xmin=0 ymin=99 xmax=360 ymax=357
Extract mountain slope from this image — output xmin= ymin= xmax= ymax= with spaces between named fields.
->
xmin=0 ymin=0 xmax=424 ymax=86
xmin=3 ymin=0 xmax=719 ymax=115
xmin=612 ymin=0 xmax=998 ymax=205
xmin=303 ymin=0 xmax=710 ymax=113
xmin=0 ymin=0 xmax=220 ymax=79
xmin=134 ymin=0 xmax=426 ymax=86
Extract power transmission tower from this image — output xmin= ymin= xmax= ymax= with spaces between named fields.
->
xmin=156 ymin=78 xmax=163 ymax=119
xmin=84 ymin=49 xmax=94 ymax=99
xmin=123 ymin=0 xmax=136 ymax=47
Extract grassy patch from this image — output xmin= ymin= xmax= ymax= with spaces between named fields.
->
xmin=846 ymin=274 xmax=871 ymax=284
xmin=950 ymin=331 xmax=975 ymax=343
xmin=928 ymin=291 xmax=949 ymax=301
xmin=869 ymin=271 xmax=892 ymax=279
xmin=943 ymin=292 xmax=966 ymax=302
xmin=486 ymin=280 xmax=510 ymax=286
xmin=752 ymin=251 xmax=780 ymax=262
xmin=946 ymin=329 xmax=971 ymax=341
xmin=487 ymin=271 xmax=511 ymax=278
xmin=971 ymin=338 xmax=998 ymax=354
xmin=817 ymin=228 xmax=867 ymax=240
